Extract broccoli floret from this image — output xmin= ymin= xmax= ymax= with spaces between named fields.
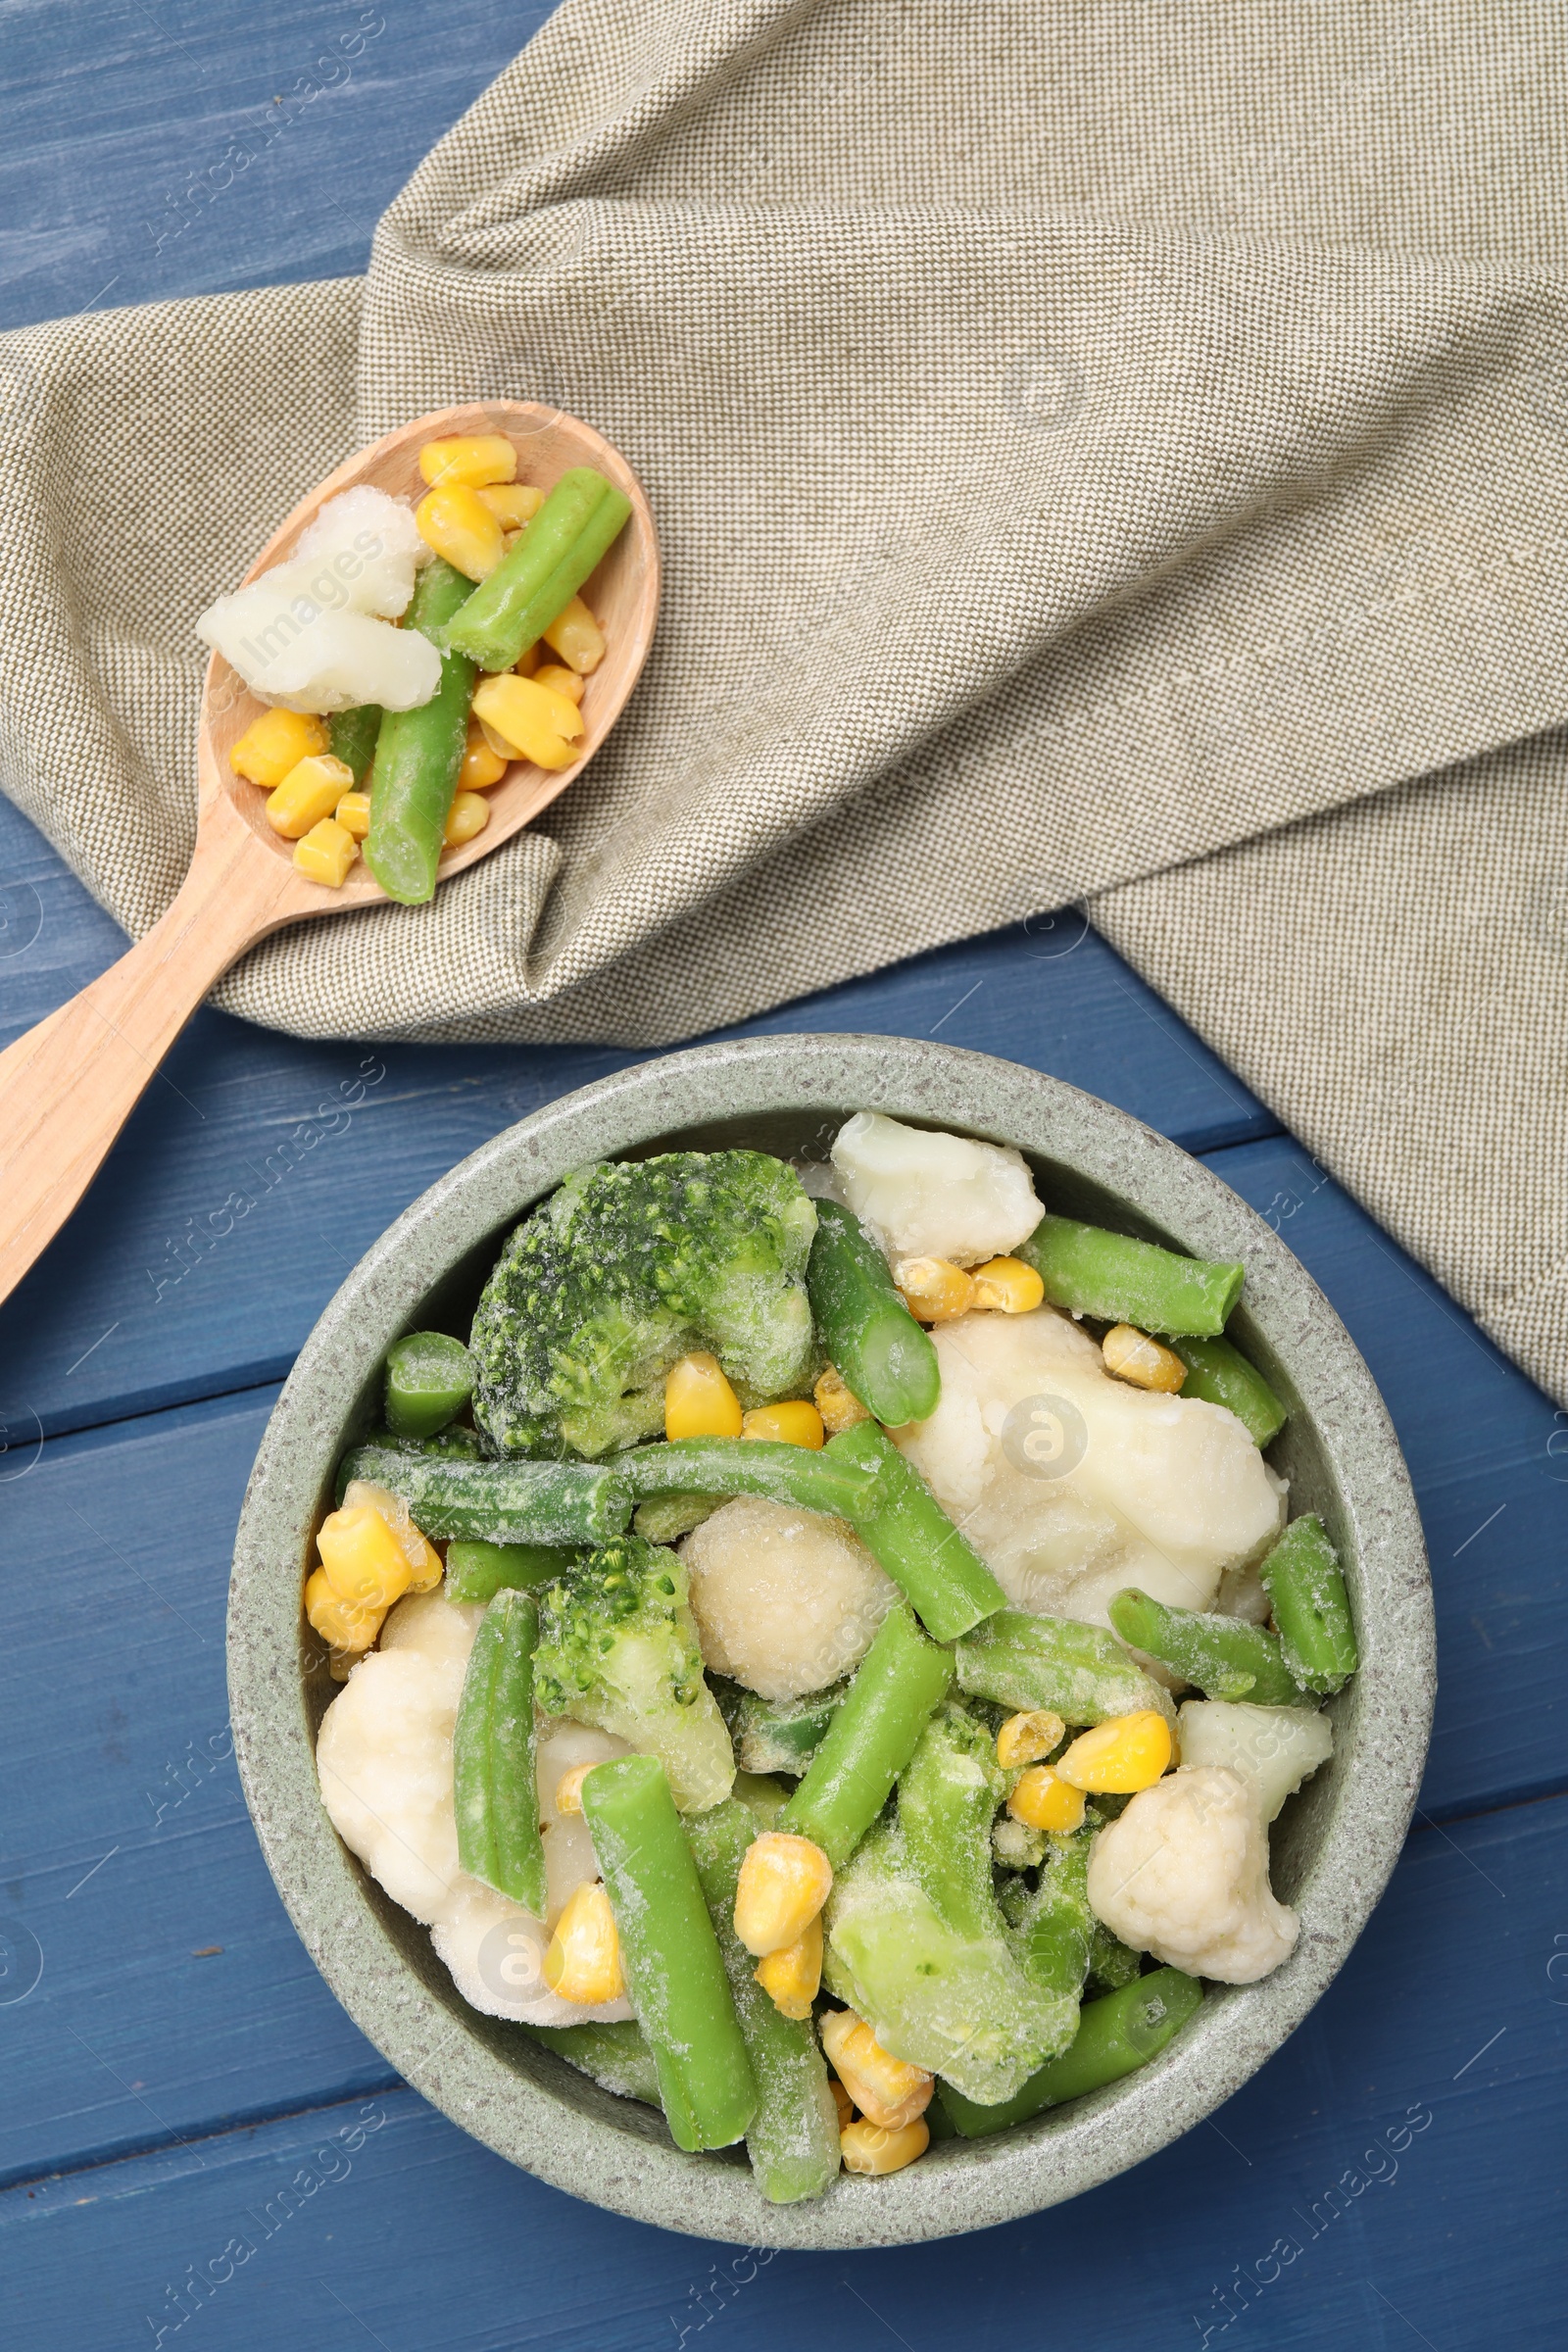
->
xmin=533 ymin=1535 xmax=735 ymax=1812
xmin=470 ymin=1152 xmax=818 ymax=1459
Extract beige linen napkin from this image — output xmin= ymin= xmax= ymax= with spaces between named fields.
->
xmin=2 ymin=0 xmax=1566 ymax=1399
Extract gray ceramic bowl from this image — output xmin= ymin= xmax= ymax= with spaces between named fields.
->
xmin=229 ymin=1035 xmax=1434 ymax=2248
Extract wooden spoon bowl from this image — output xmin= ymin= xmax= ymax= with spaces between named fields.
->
xmin=0 ymin=401 xmax=659 ymax=1305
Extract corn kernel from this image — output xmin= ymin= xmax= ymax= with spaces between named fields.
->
xmin=266 ymin=754 xmax=356 ymax=840
xmin=534 ymin=662 xmax=586 ymax=705
xmin=555 ymin=1762 xmax=594 ymax=1818
xmin=471 ymin=672 xmax=584 ymax=770
xmin=327 ymin=1646 xmax=358 ymax=1682
xmin=828 ymin=2075 xmax=855 ymax=2132
xmin=1056 ymin=1709 xmax=1173 ymax=1792
xmin=477 ymin=481 xmax=544 ymax=527
xmin=814 ymin=1364 xmax=872 ymax=1434
xmin=304 ymin=1566 xmax=383 ymax=1653
xmin=460 ymin=720 xmax=509 ymax=791
xmin=292 ymin=816 xmax=359 ymax=887
xmin=969 ymin=1255 xmax=1046 ymax=1314
xmin=841 ymin=2117 xmax=929 ymax=2176
xmin=339 ymin=1479 xmax=443 ymax=1592
xmin=515 ymin=642 xmax=542 ymax=677
xmin=894 ymin=1256 xmax=976 ymax=1323
xmin=664 ymin=1350 xmax=744 ymax=1441
xmin=543 ymin=593 xmax=606 ymax=674
xmin=1102 ymin=1324 xmax=1188 ymax=1394
xmin=334 ymin=791 xmax=371 ymax=840
xmin=416 ymin=484 xmax=506 ymax=582
xmin=1005 ymin=1764 xmax=1087 ymax=1834
xmin=418 ymin=434 xmax=517 ymax=490
xmin=229 ymin=707 xmax=328 ymax=788
xmin=741 ymin=1400 xmax=825 ymax=1449
xmin=754 ymin=1913 xmax=823 ymax=2019
xmin=544 ymin=1880 xmax=624 ymax=2004
xmin=443 ymin=791 xmax=491 ymax=849
xmin=818 ymin=2008 xmax=932 ymax=2132
xmin=317 ymin=1504 xmax=415 ymax=1611
xmin=996 ymin=1709 xmax=1066 ymax=1769
xmin=734 ymin=1832 xmax=834 ymax=1956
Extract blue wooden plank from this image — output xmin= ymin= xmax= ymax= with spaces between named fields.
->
xmin=2 ymin=1789 xmax=1561 ymax=2349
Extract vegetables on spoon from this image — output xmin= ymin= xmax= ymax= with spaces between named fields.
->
xmin=365 ymin=556 xmax=478 ymax=905
xmin=440 ymin=466 xmax=633 ymax=673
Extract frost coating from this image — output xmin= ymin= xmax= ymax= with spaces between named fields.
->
xmin=831 ymin=1111 xmax=1043 ymax=1265
xmin=681 ymin=1497 xmax=897 ymax=1699
xmin=1176 ymin=1699 xmax=1334 ymax=1824
xmin=1086 ymin=1764 xmax=1299 ymax=1983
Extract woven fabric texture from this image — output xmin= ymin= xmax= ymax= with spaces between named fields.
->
xmin=1 ymin=1 xmax=1565 ymax=1395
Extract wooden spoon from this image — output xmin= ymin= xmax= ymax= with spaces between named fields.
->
xmin=0 ymin=401 xmax=659 ymax=1308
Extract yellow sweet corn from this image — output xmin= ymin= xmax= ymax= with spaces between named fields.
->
xmin=894 ymin=1256 xmax=976 ymax=1323
xmin=733 ymin=1831 xmax=834 ymax=1956
xmin=460 ymin=720 xmax=509 ymax=791
xmin=828 ymin=2075 xmax=855 ymax=2132
xmin=418 ymin=434 xmax=517 ymax=489
xmin=266 ymin=754 xmax=357 ymax=839
xmin=1005 ymin=1765 xmax=1087 ymax=1834
xmin=996 ymin=1708 xmax=1066 ymax=1768
xmin=229 ymin=707 xmax=328 ymax=788
xmin=317 ymin=1504 xmax=415 ymax=1612
xmin=1102 ymin=1324 xmax=1188 ymax=1394
xmin=543 ymin=593 xmax=606 ymax=674
xmin=303 ymin=1566 xmax=383 ymax=1654
xmin=443 ymin=791 xmax=491 ymax=848
xmin=544 ymin=1880 xmax=625 ymax=2003
xmin=293 ymin=817 xmax=359 ymax=887
xmin=969 ymin=1255 xmax=1046 ymax=1314
xmin=814 ymin=1364 xmax=872 ymax=1434
xmin=1055 ymin=1709 xmax=1173 ymax=1792
xmin=754 ymin=1913 xmax=823 ymax=2020
xmin=334 ymin=791 xmax=371 ymax=840
xmin=339 ymin=1478 xmax=442 ymax=1592
xmin=741 ymin=1400 xmax=825 ymax=1449
xmin=477 ymin=480 xmax=544 ymax=526
xmin=819 ymin=2008 xmax=933 ymax=2132
xmin=664 ymin=1350 xmax=744 ymax=1441
xmin=471 ymin=672 xmax=584 ymax=771
xmin=841 ymin=2117 xmax=929 ymax=2176
xmin=534 ymin=662 xmax=586 ymax=705
xmin=554 ymin=1762 xmax=594 ymax=1817
xmin=416 ymin=484 xmax=506 ymax=581
xmin=515 ymin=642 xmax=541 ymax=677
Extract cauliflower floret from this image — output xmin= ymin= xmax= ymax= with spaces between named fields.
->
xmin=535 ymin=1720 xmax=630 ymax=1927
xmin=1086 ymin=1765 xmax=1298 ymax=1983
xmin=895 ymin=1307 xmax=1284 ymax=1624
xmin=680 ymin=1497 xmax=898 ymax=1699
xmin=1176 ymin=1700 xmax=1334 ymax=1824
xmin=830 ymin=1111 xmax=1043 ymax=1266
xmin=293 ymin=485 xmax=427 ymax=617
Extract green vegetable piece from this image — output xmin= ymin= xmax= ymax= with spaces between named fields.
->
xmin=826 ymin=1421 xmax=1006 ymax=1642
xmin=632 ymin=1492 xmax=720 ymax=1544
xmin=365 ymin=557 xmax=476 ymax=905
xmin=362 ymin=1423 xmax=485 ymax=1459
xmin=335 ymin=1445 xmax=630 ymax=1544
xmin=1169 ymin=1334 xmax=1287 ymax=1446
xmin=807 ymin=1200 xmax=940 ymax=1426
xmin=782 ymin=1602 xmax=951 ymax=1868
xmin=620 ymin=1438 xmax=877 ymax=1518
xmin=730 ymin=1683 xmax=848 ymax=1779
xmin=1106 ymin=1588 xmax=1307 ymax=1706
xmin=686 ymin=1799 xmax=843 ymax=2205
xmin=935 ymin=1968 xmax=1203 ymax=2136
xmin=452 ymin=1590 xmax=547 ymax=1913
xmin=519 ymin=2019 xmax=661 ymax=2107
xmin=444 ymin=1539 xmax=575 ymax=1604
xmin=534 ymin=1536 xmax=734 ymax=1811
xmin=1087 ymin=1921 xmax=1145 ymax=1995
xmin=470 ymin=1152 xmax=818 ymax=1460
xmin=580 ymin=1754 xmax=758 ymax=2152
xmin=441 ymin=466 xmax=633 ymax=672
xmin=1017 ymin=1213 xmax=1244 ymax=1337
xmin=956 ymin=1607 xmax=1173 ymax=1727
xmin=1259 ymin=1515 xmax=1358 ymax=1693
xmin=383 ymin=1329 xmax=476 ymax=1441
xmin=327 ymin=703 xmax=382 ymax=784
xmin=1006 ymin=1829 xmax=1094 ymax=2006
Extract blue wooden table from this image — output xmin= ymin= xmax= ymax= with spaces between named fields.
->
xmin=3 ymin=8 xmax=1563 ymax=2345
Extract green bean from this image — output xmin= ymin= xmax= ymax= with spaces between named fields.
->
xmin=1006 ymin=1830 xmax=1093 ymax=2002
xmin=632 ymin=1493 xmax=720 ymax=1544
xmin=686 ymin=1799 xmax=843 ymax=2204
xmin=365 ymin=557 xmax=476 ymax=905
xmin=580 ymin=1755 xmax=758 ymax=2151
xmin=383 ymin=1330 xmax=476 ymax=1441
xmin=807 ymin=1200 xmax=940 ymax=1426
xmin=336 ymin=1446 xmax=630 ymax=1544
xmin=1260 ymin=1515 xmax=1358 ymax=1693
xmin=956 ymin=1607 xmax=1173 ymax=1726
xmin=729 ymin=1683 xmax=847 ymax=1778
xmin=935 ymin=1968 xmax=1202 ymax=2136
xmin=519 ymin=2019 xmax=661 ymax=2107
xmin=618 ymin=1438 xmax=878 ymax=1519
xmin=327 ymin=703 xmax=382 ymax=784
xmin=1017 ymin=1213 xmax=1244 ymax=1337
xmin=441 ymin=467 xmax=633 ymax=672
xmin=1169 ymin=1334 xmax=1287 ymax=1446
xmin=452 ymin=1590 xmax=547 ymax=1913
xmin=1106 ymin=1588 xmax=1306 ymax=1706
xmin=782 ymin=1602 xmax=951 ymax=1867
xmin=443 ymin=1539 xmax=576 ymax=1604
xmin=826 ymin=1422 xmax=1006 ymax=1642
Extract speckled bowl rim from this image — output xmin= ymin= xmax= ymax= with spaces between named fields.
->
xmin=228 ymin=1034 xmax=1434 ymax=2248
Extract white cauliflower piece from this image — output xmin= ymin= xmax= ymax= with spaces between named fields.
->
xmin=1177 ymin=1700 xmax=1334 ymax=1824
xmin=316 ymin=1587 xmax=630 ymax=2025
xmin=830 ymin=1111 xmax=1043 ymax=1265
xmin=895 ymin=1307 xmax=1284 ymax=1624
xmin=294 ymin=485 xmax=427 ymax=616
xmin=1086 ymin=1765 xmax=1298 ymax=1983
xmin=680 ymin=1496 xmax=898 ymax=1699
xmin=535 ymin=1721 xmax=629 ymax=1927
